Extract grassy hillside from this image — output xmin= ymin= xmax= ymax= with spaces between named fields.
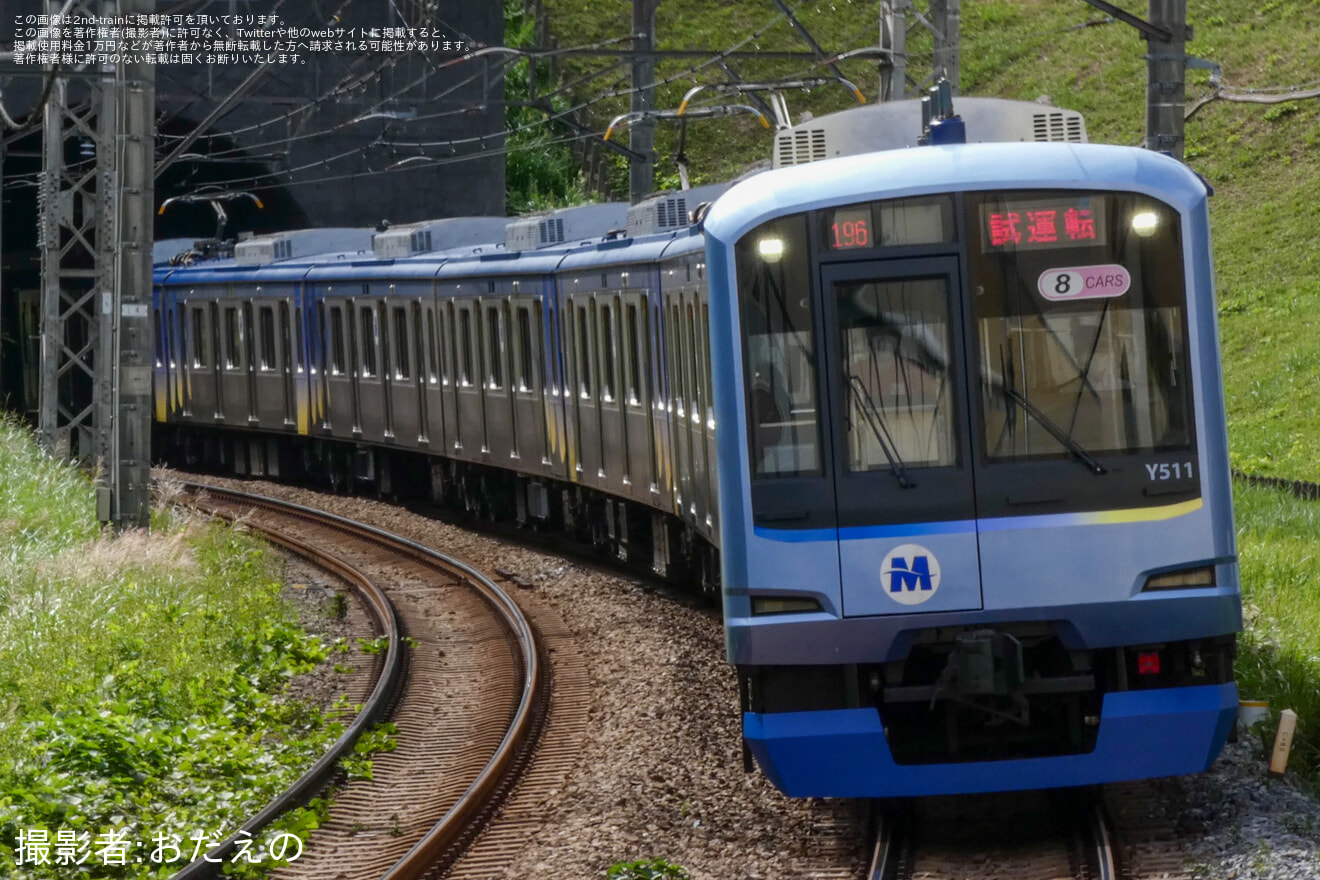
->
xmin=540 ymin=0 xmax=1320 ymax=480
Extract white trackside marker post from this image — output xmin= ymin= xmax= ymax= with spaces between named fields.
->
xmin=1269 ymin=709 xmax=1298 ymax=778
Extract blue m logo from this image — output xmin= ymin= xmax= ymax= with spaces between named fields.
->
xmin=888 ymin=556 xmax=934 ymax=593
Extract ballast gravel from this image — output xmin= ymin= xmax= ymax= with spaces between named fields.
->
xmin=168 ymin=473 xmax=1320 ymax=880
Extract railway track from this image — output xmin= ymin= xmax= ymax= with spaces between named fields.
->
xmin=868 ymin=791 xmax=1118 ymax=880
xmin=176 ymin=482 xmax=556 ymax=880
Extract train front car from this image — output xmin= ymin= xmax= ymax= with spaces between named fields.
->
xmin=703 ymin=142 xmax=1241 ymax=798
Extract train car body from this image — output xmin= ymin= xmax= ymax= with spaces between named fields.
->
xmin=704 ymin=142 xmax=1240 ymax=797
xmin=149 ymin=99 xmax=1240 ymax=800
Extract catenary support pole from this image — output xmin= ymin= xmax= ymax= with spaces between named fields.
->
xmin=1145 ymin=0 xmax=1186 ymax=159
xmin=629 ymin=0 xmax=659 ymax=204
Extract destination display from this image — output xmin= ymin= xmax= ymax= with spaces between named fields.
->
xmin=980 ymin=195 xmax=1109 ymax=252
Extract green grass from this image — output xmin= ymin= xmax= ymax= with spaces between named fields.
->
xmin=0 ymin=419 xmax=339 ymax=878
xmin=1233 ymin=481 xmax=1320 ymax=784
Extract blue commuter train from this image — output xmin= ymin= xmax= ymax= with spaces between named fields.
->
xmin=153 ymin=98 xmax=1241 ymax=798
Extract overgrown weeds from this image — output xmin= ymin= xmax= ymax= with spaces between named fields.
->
xmin=0 ymin=421 xmax=338 ymax=877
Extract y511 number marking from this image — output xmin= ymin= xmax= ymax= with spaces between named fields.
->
xmin=1146 ymin=462 xmax=1194 ymax=481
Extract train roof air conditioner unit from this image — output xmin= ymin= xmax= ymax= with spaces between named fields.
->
xmin=234 ymin=228 xmax=374 ymax=265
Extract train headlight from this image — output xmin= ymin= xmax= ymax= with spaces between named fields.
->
xmin=751 ymin=595 xmax=822 ymax=615
xmin=1142 ymin=565 xmax=1216 ymax=591
xmin=757 ymin=237 xmax=785 ymax=261
xmin=1131 ymin=211 xmax=1159 ymax=237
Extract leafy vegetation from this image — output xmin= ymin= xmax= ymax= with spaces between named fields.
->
xmin=0 ymin=419 xmax=341 ymax=878
xmin=606 ymin=857 xmax=693 ymax=880
xmin=1233 ymin=483 xmax=1320 ymax=785
xmin=504 ymin=0 xmax=596 ymax=213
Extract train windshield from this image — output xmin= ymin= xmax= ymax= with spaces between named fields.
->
xmin=966 ymin=191 xmax=1193 ymax=463
xmin=837 ymin=275 xmax=956 ymax=472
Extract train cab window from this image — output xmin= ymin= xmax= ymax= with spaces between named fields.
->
xmin=359 ymin=305 xmax=377 ymax=378
xmin=426 ymin=310 xmax=439 ymax=383
xmin=258 ymin=306 xmax=276 ymax=371
xmin=329 ymin=307 xmax=346 ymax=375
xmin=224 ymin=307 xmax=242 ymax=370
xmin=837 ymin=277 xmax=957 ymax=470
xmin=625 ymin=304 xmax=642 ymax=406
xmin=485 ymin=306 xmax=503 ymax=389
xmin=600 ymin=302 xmax=616 ymax=402
xmin=191 ymin=308 xmax=207 ymax=368
xmin=516 ymin=308 xmax=535 ymax=392
xmin=459 ymin=308 xmax=474 ymax=386
xmin=966 ymin=191 xmax=1193 ymax=461
xmin=735 ymin=214 xmax=823 ymax=477
xmin=393 ymin=307 xmax=410 ymax=380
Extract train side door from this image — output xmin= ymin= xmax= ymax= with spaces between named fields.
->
xmin=819 ymin=257 xmax=983 ymax=617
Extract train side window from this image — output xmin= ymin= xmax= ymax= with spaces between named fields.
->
xmin=279 ymin=304 xmax=293 ymax=373
xmin=329 ymin=307 xmax=346 ymax=375
xmin=686 ymin=303 xmax=700 ymax=416
xmin=626 ymin=303 xmax=642 ymax=405
xmin=224 ymin=307 xmax=242 ymax=370
xmin=191 ymin=308 xmax=207 ymax=368
xmin=486 ymin=305 xmax=503 ymax=390
xmin=292 ymin=306 xmax=303 ymax=372
xmin=459 ymin=307 xmax=474 ymax=386
xmin=259 ymin=306 xmax=276 ymax=371
xmin=315 ymin=303 xmax=326 ymax=375
xmin=176 ymin=309 xmax=188 ymax=374
xmin=359 ymin=305 xmax=377 ymax=378
xmin=701 ymin=303 xmax=713 ymax=416
xmin=440 ymin=306 xmax=453 ymax=385
xmin=671 ymin=302 xmax=686 ymax=417
xmin=641 ymin=297 xmax=654 ymax=404
xmin=533 ymin=302 xmax=545 ymax=392
xmin=426 ymin=309 xmax=439 ymax=383
xmin=516 ymin=308 xmax=534 ymax=391
xmin=209 ymin=304 xmax=222 ymax=373
xmin=154 ymin=311 xmax=164 ymax=368
xmin=600 ymin=301 xmax=616 ymax=402
xmin=393 ymin=306 xmax=410 ymax=380
xmin=576 ymin=306 xmax=592 ymax=398
xmin=412 ymin=304 xmax=426 ymax=384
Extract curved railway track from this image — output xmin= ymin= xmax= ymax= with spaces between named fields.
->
xmin=176 ymin=482 xmax=551 ymax=880
xmin=869 ymin=791 xmax=1118 ymax=880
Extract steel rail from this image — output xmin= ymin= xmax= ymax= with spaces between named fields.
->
xmin=1087 ymin=802 xmax=1119 ymax=880
xmin=173 ymin=483 xmax=404 ymax=879
xmin=176 ymin=482 xmax=545 ymax=880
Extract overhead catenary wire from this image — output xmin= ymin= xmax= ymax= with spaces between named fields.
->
xmin=139 ymin=2 xmax=818 ymax=193
xmin=2 ymin=0 xmax=882 ymax=197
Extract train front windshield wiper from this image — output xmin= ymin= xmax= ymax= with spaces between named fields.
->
xmin=1003 ymin=387 xmax=1107 ymax=475
xmin=848 ymin=376 xmax=915 ymax=488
